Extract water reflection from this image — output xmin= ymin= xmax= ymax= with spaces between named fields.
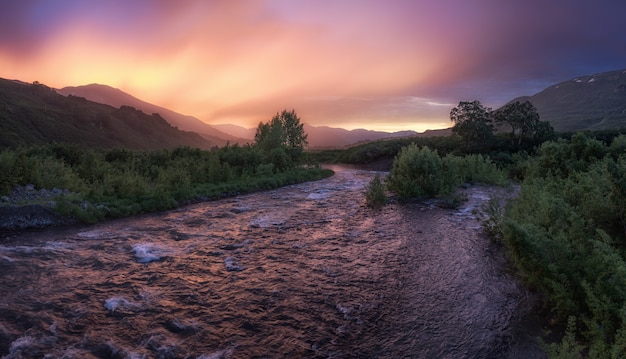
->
xmin=0 ymin=167 xmax=543 ymax=358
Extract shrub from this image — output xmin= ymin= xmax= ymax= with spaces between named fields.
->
xmin=387 ymin=144 xmax=507 ymax=199
xmin=481 ymin=197 xmax=505 ymax=242
xmin=1 ymin=144 xmax=333 ymax=224
xmin=501 ymin=135 xmax=626 ymax=355
xmin=365 ymin=173 xmax=387 ymax=208
xmin=387 ymin=144 xmax=457 ymax=198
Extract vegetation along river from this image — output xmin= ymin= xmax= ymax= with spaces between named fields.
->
xmin=0 ymin=166 xmax=545 ymax=358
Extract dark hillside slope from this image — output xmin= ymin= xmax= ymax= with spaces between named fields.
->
xmin=57 ymin=84 xmax=246 ymax=146
xmin=511 ymin=69 xmax=626 ymax=132
xmin=0 ymin=79 xmax=214 ymax=150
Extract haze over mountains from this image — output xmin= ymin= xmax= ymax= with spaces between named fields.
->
xmin=58 ymin=84 xmax=424 ymax=148
xmin=58 ymin=68 xmax=626 ymax=144
xmin=57 ymin=84 xmax=243 ymax=147
xmin=1 ymin=68 xmax=625 ymax=150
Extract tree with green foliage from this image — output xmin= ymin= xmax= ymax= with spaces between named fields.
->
xmin=255 ymin=109 xmax=308 ymax=163
xmin=450 ymin=100 xmax=494 ymax=152
xmin=493 ymin=100 xmax=553 ymax=145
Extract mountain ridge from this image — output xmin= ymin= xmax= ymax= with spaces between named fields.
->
xmin=57 ymin=84 xmax=246 ymax=146
xmin=0 ymin=78 xmax=214 ymax=150
xmin=58 ymin=84 xmax=426 ymax=148
xmin=212 ymin=123 xmax=424 ymax=148
xmin=509 ymin=69 xmax=626 ymax=132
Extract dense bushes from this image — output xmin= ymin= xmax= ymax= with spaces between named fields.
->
xmin=502 ymin=134 xmax=626 ymax=356
xmin=0 ymin=143 xmax=332 ymax=223
xmin=386 ymin=143 xmax=506 ymax=198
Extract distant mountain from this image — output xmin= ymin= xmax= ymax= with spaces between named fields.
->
xmin=214 ymin=123 xmax=423 ymax=148
xmin=212 ymin=124 xmax=256 ymax=140
xmin=511 ymin=69 xmax=626 ymax=132
xmin=57 ymin=84 xmax=247 ymax=146
xmin=0 ymin=78 xmax=214 ymax=150
xmin=303 ymin=124 xmax=418 ymax=148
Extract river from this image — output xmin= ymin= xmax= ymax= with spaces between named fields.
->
xmin=0 ymin=166 xmax=545 ymax=358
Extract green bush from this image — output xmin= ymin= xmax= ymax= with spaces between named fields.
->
xmin=387 ymin=144 xmax=507 ymax=199
xmin=502 ymin=136 xmax=626 ymax=356
xmin=1 ymin=144 xmax=333 ymax=223
xmin=365 ymin=173 xmax=387 ymax=208
xmin=387 ymin=144 xmax=457 ymax=198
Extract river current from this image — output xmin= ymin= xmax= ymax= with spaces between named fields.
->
xmin=0 ymin=166 xmax=544 ymax=358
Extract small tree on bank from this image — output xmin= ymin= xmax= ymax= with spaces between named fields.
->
xmin=255 ymin=109 xmax=308 ymax=166
xmin=450 ymin=100 xmax=494 ymax=152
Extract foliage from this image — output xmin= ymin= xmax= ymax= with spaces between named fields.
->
xmin=493 ymin=100 xmax=554 ymax=145
xmin=365 ymin=173 xmax=387 ymax=208
xmin=0 ymin=144 xmax=332 ymax=223
xmin=501 ymin=134 xmax=626 ymax=356
xmin=481 ymin=197 xmax=506 ymax=242
xmin=450 ymin=100 xmax=494 ymax=152
xmin=255 ymin=109 xmax=308 ymax=163
xmin=386 ymin=143 xmax=506 ymax=199
xmin=544 ymin=316 xmax=585 ymax=359
xmin=387 ymin=144 xmax=452 ymax=198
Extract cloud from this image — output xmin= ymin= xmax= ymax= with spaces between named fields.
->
xmin=1 ymin=0 xmax=626 ymax=131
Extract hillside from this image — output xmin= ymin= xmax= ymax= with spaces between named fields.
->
xmin=0 ymin=79 xmax=214 ymax=150
xmin=58 ymin=84 xmax=429 ymax=148
xmin=213 ymin=123 xmax=425 ymax=148
xmin=511 ymin=69 xmax=626 ymax=132
xmin=57 ymin=84 xmax=247 ymax=146
xmin=303 ymin=124 xmax=418 ymax=148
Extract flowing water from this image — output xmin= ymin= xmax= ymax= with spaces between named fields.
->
xmin=0 ymin=166 xmax=544 ymax=358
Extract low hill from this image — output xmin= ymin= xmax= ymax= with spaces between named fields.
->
xmin=59 ymin=84 xmax=446 ymax=148
xmin=0 ymin=79 xmax=214 ymax=150
xmin=213 ymin=123 xmax=425 ymax=148
xmin=57 ymin=84 xmax=247 ymax=146
xmin=511 ymin=69 xmax=626 ymax=132
xmin=303 ymin=124 xmax=419 ymax=148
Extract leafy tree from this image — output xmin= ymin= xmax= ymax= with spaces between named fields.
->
xmin=255 ymin=117 xmax=285 ymax=152
xmin=493 ymin=101 xmax=553 ymax=145
xmin=450 ymin=100 xmax=494 ymax=152
xmin=255 ymin=109 xmax=308 ymax=163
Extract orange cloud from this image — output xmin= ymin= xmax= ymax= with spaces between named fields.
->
xmin=3 ymin=1 xmax=625 ymax=131
xmin=1 ymin=1 xmax=455 ymax=131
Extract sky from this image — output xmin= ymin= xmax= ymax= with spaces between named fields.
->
xmin=1 ymin=0 xmax=625 ymax=132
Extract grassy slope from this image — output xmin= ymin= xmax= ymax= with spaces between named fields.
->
xmin=0 ymin=79 xmax=215 ymax=150
xmin=512 ymin=69 xmax=626 ymax=132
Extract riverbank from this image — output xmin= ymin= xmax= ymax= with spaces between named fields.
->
xmin=0 ymin=168 xmax=334 ymax=234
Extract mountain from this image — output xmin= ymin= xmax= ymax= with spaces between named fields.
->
xmin=57 ymin=84 xmax=247 ymax=146
xmin=511 ymin=69 xmax=626 ymax=132
xmin=212 ymin=124 xmax=256 ymax=140
xmin=303 ymin=124 xmax=418 ymax=148
xmin=214 ymin=123 xmax=424 ymax=148
xmin=58 ymin=84 xmax=450 ymax=148
xmin=0 ymin=78 xmax=214 ymax=150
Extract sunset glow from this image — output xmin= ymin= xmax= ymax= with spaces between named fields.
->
xmin=2 ymin=0 xmax=625 ymax=131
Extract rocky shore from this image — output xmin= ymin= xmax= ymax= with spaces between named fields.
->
xmin=0 ymin=185 xmax=75 ymax=233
